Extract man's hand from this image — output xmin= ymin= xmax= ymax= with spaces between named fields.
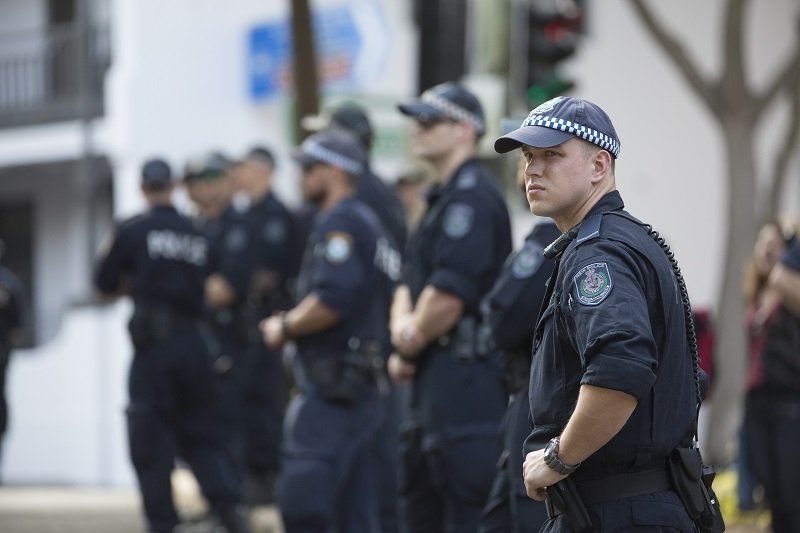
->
xmin=523 ymin=449 xmax=566 ymax=501
xmin=387 ymin=352 xmax=416 ymax=384
xmin=260 ymin=314 xmax=285 ymax=350
xmin=390 ymin=313 xmax=426 ymax=357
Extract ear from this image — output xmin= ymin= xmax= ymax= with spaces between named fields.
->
xmin=590 ymin=149 xmax=613 ymax=184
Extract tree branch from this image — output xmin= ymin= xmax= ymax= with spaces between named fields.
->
xmin=767 ymin=69 xmax=800 ymax=221
xmin=627 ymin=0 xmax=718 ymax=115
xmin=720 ymin=0 xmax=750 ymax=99
xmin=754 ymin=38 xmax=800 ymax=116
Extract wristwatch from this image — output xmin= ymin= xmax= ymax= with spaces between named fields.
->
xmin=543 ymin=436 xmax=581 ymax=475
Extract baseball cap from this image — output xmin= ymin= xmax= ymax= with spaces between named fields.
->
xmin=398 ymin=82 xmax=485 ymax=135
xmin=183 ymin=152 xmax=230 ymax=182
xmin=301 ymin=103 xmax=373 ymax=149
xmin=292 ymin=129 xmax=367 ymax=176
xmin=140 ymin=158 xmax=173 ymax=190
xmin=494 ymin=96 xmax=621 ymax=158
xmin=242 ymin=146 xmax=275 ymax=168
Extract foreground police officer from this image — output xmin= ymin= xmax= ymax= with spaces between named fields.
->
xmin=390 ymin=82 xmax=512 ymax=533
xmin=229 ymin=147 xmax=294 ymax=505
xmin=95 ymin=159 xmax=249 ymax=533
xmin=478 ymin=163 xmax=559 ymax=533
xmin=261 ymin=129 xmax=400 ymax=532
xmin=495 ymin=97 xmax=700 ymax=531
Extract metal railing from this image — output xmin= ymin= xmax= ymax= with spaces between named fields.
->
xmin=0 ymin=23 xmax=110 ymax=128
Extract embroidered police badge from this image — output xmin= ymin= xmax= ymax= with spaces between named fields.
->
xmin=324 ymin=232 xmax=353 ymax=264
xmin=532 ymin=96 xmax=565 ymax=115
xmin=263 ymin=220 xmax=287 ymax=244
xmin=443 ymin=203 xmax=474 ymax=239
xmin=572 ymin=262 xmax=613 ymax=306
xmin=512 ymin=242 xmax=543 ymax=279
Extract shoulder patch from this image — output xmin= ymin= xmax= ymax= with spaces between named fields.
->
xmin=262 ymin=219 xmax=288 ymax=244
xmin=512 ymin=242 xmax=544 ymax=279
xmin=443 ymin=203 xmax=474 ymax=239
xmin=324 ymin=231 xmax=353 ymax=264
xmin=456 ymin=172 xmax=478 ymax=189
xmin=572 ymin=262 xmax=613 ymax=306
xmin=224 ymin=226 xmax=248 ymax=252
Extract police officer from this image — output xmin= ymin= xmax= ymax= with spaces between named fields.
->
xmin=304 ymin=103 xmax=408 ymax=532
xmin=184 ymin=153 xmax=254 ymax=470
xmin=390 ymin=82 xmax=512 ymax=533
xmin=478 ymin=159 xmax=559 ymax=533
xmin=260 ymin=129 xmax=400 ymax=533
xmin=94 ymin=159 xmax=249 ymax=533
xmin=0 ymin=238 xmax=24 ymax=474
xmin=495 ymin=97 xmax=699 ymax=531
xmin=229 ymin=146 xmax=295 ymax=505
xmin=303 ymin=103 xmax=408 ymax=253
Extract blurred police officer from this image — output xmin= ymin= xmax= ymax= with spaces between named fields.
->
xmin=229 ymin=147 xmax=294 ymax=505
xmin=0 ymin=238 xmax=24 ymax=474
xmin=478 ymin=161 xmax=559 ymax=533
xmin=303 ymin=103 xmax=408 ymax=254
xmin=390 ymin=82 xmax=512 ymax=533
xmin=304 ymin=103 xmax=408 ymax=532
xmin=261 ymin=129 xmax=400 ymax=533
xmin=184 ymin=153 xmax=254 ymax=469
xmin=94 ymin=159 xmax=249 ymax=533
xmin=496 ymin=97 xmax=699 ymax=531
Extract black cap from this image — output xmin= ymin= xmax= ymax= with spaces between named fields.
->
xmin=398 ymin=82 xmax=485 ymax=135
xmin=292 ymin=129 xmax=367 ymax=176
xmin=140 ymin=158 xmax=173 ymax=190
xmin=494 ymin=96 xmax=621 ymax=158
xmin=243 ymin=146 xmax=275 ymax=168
xmin=301 ymin=103 xmax=373 ymax=149
xmin=183 ymin=152 xmax=229 ymax=182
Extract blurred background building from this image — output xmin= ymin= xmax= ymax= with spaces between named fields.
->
xmin=0 ymin=0 xmax=797 ymax=488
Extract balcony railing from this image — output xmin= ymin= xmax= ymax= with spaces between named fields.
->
xmin=0 ymin=23 xmax=110 ymax=128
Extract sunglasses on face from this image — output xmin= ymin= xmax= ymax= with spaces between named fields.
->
xmin=415 ymin=115 xmax=452 ymax=130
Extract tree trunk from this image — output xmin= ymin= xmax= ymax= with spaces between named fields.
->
xmin=703 ymin=118 xmax=758 ymax=463
xmin=290 ymin=0 xmax=319 ymax=143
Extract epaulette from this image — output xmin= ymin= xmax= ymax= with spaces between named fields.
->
xmin=575 ymin=213 xmax=602 ymax=245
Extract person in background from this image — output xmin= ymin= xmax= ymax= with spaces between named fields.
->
xmin=229 ymin=146 xmax=295 ymax=505
xmin=743 ymin=219 xmax=800 ymax=533
xmin=0 ymin=238 xmax=24 ymax=477
xmin=261 ymin=129 xmax=400 ymax=532
xmin=390 ymin=81 xmax=512 ymax=533
xmin=95 ymin=159 xmax=249 ymax=533
xmin=394 ymin=168 xmax=428 ymax=235
xmin=478 ymin=158 xmax=558 ymax=533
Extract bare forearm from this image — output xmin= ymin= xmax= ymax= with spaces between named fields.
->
xmin=391 ymin=285 xmax=413 ymax=329
xmin=557 ymin=384 xmax=638 ymax=466
xmin=284 ymin=293 xmax=341 ymax=338
xmin=413 ymin=286 xmax=464 ymax=343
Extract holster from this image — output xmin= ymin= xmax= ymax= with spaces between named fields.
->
xmin=449 ymin=315 xmax=484 ymax=362
xmin=666 ymin=447 xmax=725 ymax=533
xmin=546 ymin=477 xmax=593 ymax=533
xmin=302 ymin=340 xmax=379 ymax=405
xmin=128 ymin=306 xmax=194 ymax=350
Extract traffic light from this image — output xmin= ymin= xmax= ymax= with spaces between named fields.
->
xmin=526 ymin=0 xmax=583 ymax=107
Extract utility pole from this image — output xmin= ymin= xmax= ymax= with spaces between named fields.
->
xmin=290 ymin=0 xmax=320 ymax=142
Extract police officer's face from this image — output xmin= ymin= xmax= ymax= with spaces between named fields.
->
xmin=754 ymin=224 xmax=785 ymax=276
xmin=300 ymin=162 xmax=328 ymax=205
xmin=521 ymin=138 xmax=599 ymax=224
xmin=409 ymin=117 xmax=461 ymax=161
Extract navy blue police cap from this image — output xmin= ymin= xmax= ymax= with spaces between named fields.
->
xmin=292 ymin=129 xmax=367 ymax=177
xmin=140 ymin=158 xmax=173 ymax=190
xmin=494 ymin=96 xmax=621 ymax=158
xmin=183 ymin=151 xmax=230 ymax=182
xmin=302 ymin=103 xmax=374 ymax=149
xmin=398 ymin=82 xmax=485 ymax=136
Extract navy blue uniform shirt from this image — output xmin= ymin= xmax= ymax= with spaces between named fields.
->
xmin=295 ymin=197 xmax=400 ymax=360
xmin=483 ymin=220 xmax=561 ymax=353
xmin=524 ymin=191 xmax=696 ymax=480
xmin=194 ymin=205 xmax=253 ymax=304
xmin=357 ymin=167 xmax=408 ymax=256
xmin=405 ymin=158 xmax=512 ymax=314
xmin=95 ymin=205 xmax=208 ymax=317
xmin=0 ymin=265 xmax=24 ymax=343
